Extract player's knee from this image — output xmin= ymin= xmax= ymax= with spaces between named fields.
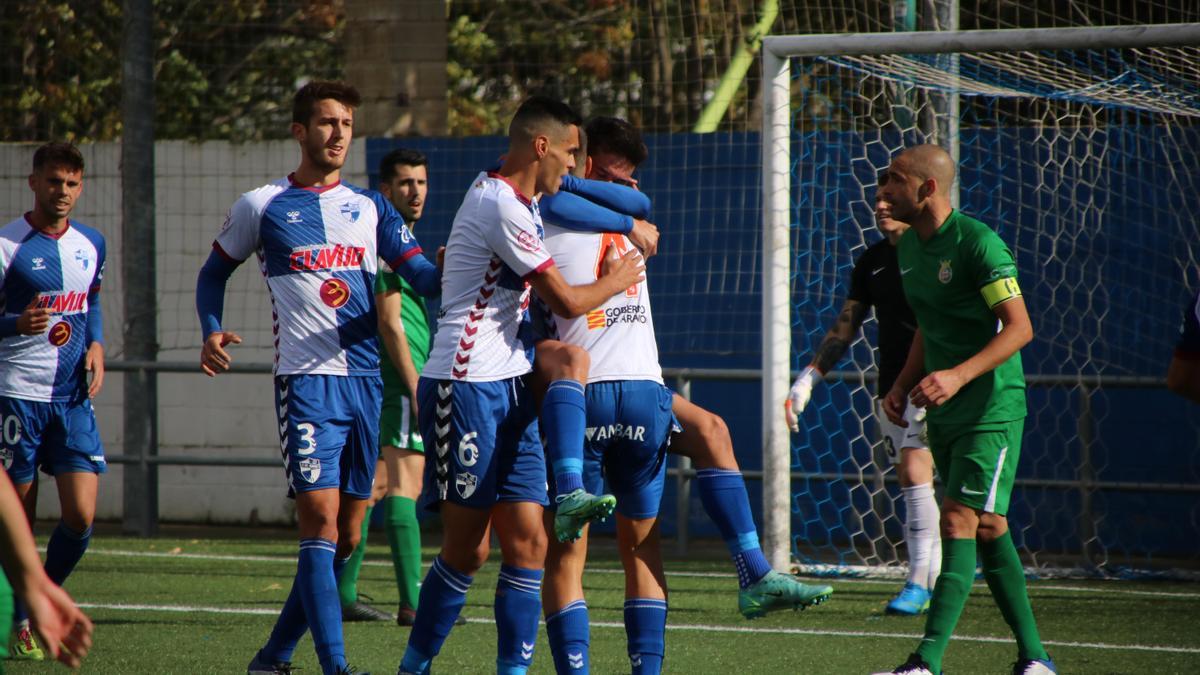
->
xmin=940 ymin=502 xmax=978 ymax=539
xmin=975 ymin=514 xmax=1009 ymax=543
xmin=537 ymin=341 xmax=589 ymax=381
xmin=444 ymin=540 xmax=490 ymax=575
xmin=694 ymin=411 xmax=735 ymax=467
xmin=60 ymin=510 xmax=94 ymax=534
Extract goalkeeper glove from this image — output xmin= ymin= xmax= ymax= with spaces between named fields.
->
xmin=784 ymin=366 xmax=821 ymax=432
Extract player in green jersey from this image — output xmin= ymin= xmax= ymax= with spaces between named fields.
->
xmin=872 ymin=145 xmax=1055 ymax=675
xmin=336 ymin=148 xmax=435 ymax=625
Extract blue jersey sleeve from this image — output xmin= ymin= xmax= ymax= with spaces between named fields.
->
xmin=196 ymin=248 xmax=241 ymax=338
xmin=540 ymin=191 xmax=633 ymax=235
xmin=372 ymin=192 xmax=440 ymax=297
xmin=560 ymin=174 xmax=652 ymax=219
xmin=86 ymin=233 xmax=106 ymax=344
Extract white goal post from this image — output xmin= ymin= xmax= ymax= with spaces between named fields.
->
xmin=760 ymin=23 xmax=1200 ymax=571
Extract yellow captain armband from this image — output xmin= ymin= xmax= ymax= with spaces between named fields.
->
xmin=981 ymin=276 xmax=1022 ymax=308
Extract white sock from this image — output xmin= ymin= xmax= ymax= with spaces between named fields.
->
xmin=901 ymin=482 xmax=941 ymax=588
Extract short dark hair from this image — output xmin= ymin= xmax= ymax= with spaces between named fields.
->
xmin=508 ymin=95 xmax=582 ymax=141
xmin=32 ymin=142 xmax=84 ymax=173
xmin=584 ymin=116 xmax=647 ymax=167
xmin=379 ymin=148 xmax=428 ymax=183
xmin=292 ymin=80 xmax=362 ymax=125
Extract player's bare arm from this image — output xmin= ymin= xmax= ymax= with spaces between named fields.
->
xmin=529 ymin=248 xmax=644 ymax=319
xmin=376 ymin=289 xmax=421 ymax=412
xmin=884 ymin=329 xmax=926 ymax=425
xmin=785 ymin=298 xmax=867 ymax=430
xmin=910 ymin=296 xmax=1033 ymax=409
xmin=85 ymin=342 xmax=104 ymax=398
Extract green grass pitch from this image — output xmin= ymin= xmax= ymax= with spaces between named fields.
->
xmin=8 ymin=528 xmax=1199 ymax=674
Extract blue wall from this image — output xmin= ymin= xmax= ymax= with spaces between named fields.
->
xmin=367 ymin=126 xmax=1200 ymax=565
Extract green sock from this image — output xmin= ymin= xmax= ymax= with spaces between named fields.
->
xmin=0 ymin=571 xmax=12 ymax=660
xmin=980 ymin=531 xmax=1048 ymax=661
xmin=384 ymin=496 xmax=422 ymax=610
xmin=915 ymin=538 xmax=976 ymax=673
xmin=337 ymin=505 xmax=372 ymax=607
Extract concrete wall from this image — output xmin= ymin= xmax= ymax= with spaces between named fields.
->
xmin=0 ymin=139 xmax=367 ymax=524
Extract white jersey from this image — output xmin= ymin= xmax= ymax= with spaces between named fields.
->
xmin=0 ymin=217 xmax=106 ymax=402
xmin=540 ymin=225 xmax=662 ymax=384
xmin=424 ymin=173 xmax=554 ymax=382
xmin=213 ymin=176 xmax=428 ymax=376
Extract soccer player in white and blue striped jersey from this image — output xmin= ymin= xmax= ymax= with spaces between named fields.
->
xmin=195 ymin=81 xmax=441 ymax=675
xmin=0 ymin=142 xmax=106 ymax=662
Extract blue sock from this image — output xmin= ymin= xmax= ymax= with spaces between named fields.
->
xmin=44 ymin=521 xmax=91 ymax=586
xmin=260 ymin=552 xmax=346 ymax=664
xmin=546 ymin=599 xmax=590 ymax=674
xmin=543 ymin=380 xmax=587 ymax=497
xmin=260 ymin=579 xmax=308 ymax=663
xmin=295 ymin=539 xmax=346 ymax=675
xmin=495 ymin=564 xmax=543 ymax=674
xmin=697 ymin=468 xmax=773 ymax=588
xmin=15 ymin=522 xmax=94 ymax=624
xmin=401 ymin=556 xmax=473 ymax=674
xmin=624 ymin=597 xmax=667 ymax=675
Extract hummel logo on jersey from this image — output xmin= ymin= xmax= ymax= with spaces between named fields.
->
xmin=339 ymin=201 xmax=360 ymax=222
xmin=31 ymin=257 xmax=46 ymax=271
xmin=568 ymin=652 xmax=584 ymax=669
xmin=286 ymin=210 xmax=302 ymax=224
xmin=520 ymin=641 xmax=535 ymax=660
xmin=288 ymin=244 xmax=366 ymax=271
xmin=960 ymin=486 xmax=986 ymax=496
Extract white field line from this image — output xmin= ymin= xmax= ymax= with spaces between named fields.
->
xmin=77 ymin=548 xmax=1200 ymax=600
xmin=75 ymin=602 xmax=1200 ymax=655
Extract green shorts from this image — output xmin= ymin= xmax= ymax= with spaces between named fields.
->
xmin=379 ymin=391 xmax=424 ymax=452
xmin=928 ymin=418 xmax=1023 ymax=516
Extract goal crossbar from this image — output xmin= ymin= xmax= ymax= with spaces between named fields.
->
xmin=759 ymin=23 xmax=1200 ymax=570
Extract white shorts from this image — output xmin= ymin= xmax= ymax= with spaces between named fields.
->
xmin=874 ymin=399 xmax=928 ymax=465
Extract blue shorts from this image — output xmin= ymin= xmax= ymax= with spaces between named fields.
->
xmin=548 ymin=380 xmax=677 ymax=520
xmin=0 ymin=396 xmax=106 ymax=483
xmin=274 ymin=374 xmax=382 ymax=499
xmin=418 ymin=376 xmax=547 ymax=511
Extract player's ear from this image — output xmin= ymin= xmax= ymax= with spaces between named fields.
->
xmin=534 ymin=134 xmax=549 ymax=159
xmin=584 ymin=156 xmax=593 ymax=179
xmin=290 ymin=121 xmax=307 ymax=143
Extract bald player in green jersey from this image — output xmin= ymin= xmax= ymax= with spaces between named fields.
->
xmin=872 ymin=145 xmax=1056 ymax=675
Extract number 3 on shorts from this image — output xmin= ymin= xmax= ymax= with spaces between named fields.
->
xmin=295 ymin=422 xmax=316 ymax=455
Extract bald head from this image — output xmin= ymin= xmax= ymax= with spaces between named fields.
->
xmin=897 ymin=144 xmax=956 ymax=195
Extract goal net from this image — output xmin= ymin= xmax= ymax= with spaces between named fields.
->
xmin=762 ymin=24 xmax=1200 ymax=577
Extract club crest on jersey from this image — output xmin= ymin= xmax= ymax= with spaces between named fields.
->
xmin=455 ymin=471 xmax=478 ymax=499
xmin=74 ymin=249 xmax=91 ymax=270
xmin=516 ymin=230 xmax=541 ymax=253
xmin=938 ymin=259 xmax=953 ymax=284
xmin=31 ymin=257 xmax=46 ymax=271
xmin=339 ymin=201 xmax=360 ymax=222
xmin=48 ymin=321 xmax=72 ymax=347
xmin=299 ymin=457 xmax=321 ymax=483
xmin=289 ymin=244 xmax=366 ymax=272
xmin=319 ymin=278 xmax=351 ymax=309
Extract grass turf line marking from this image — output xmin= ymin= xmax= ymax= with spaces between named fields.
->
xmin=78 ymin=548 xmax=1200 ymax=599
xmin=75 ymin=602 xmax=1200 ymax=655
